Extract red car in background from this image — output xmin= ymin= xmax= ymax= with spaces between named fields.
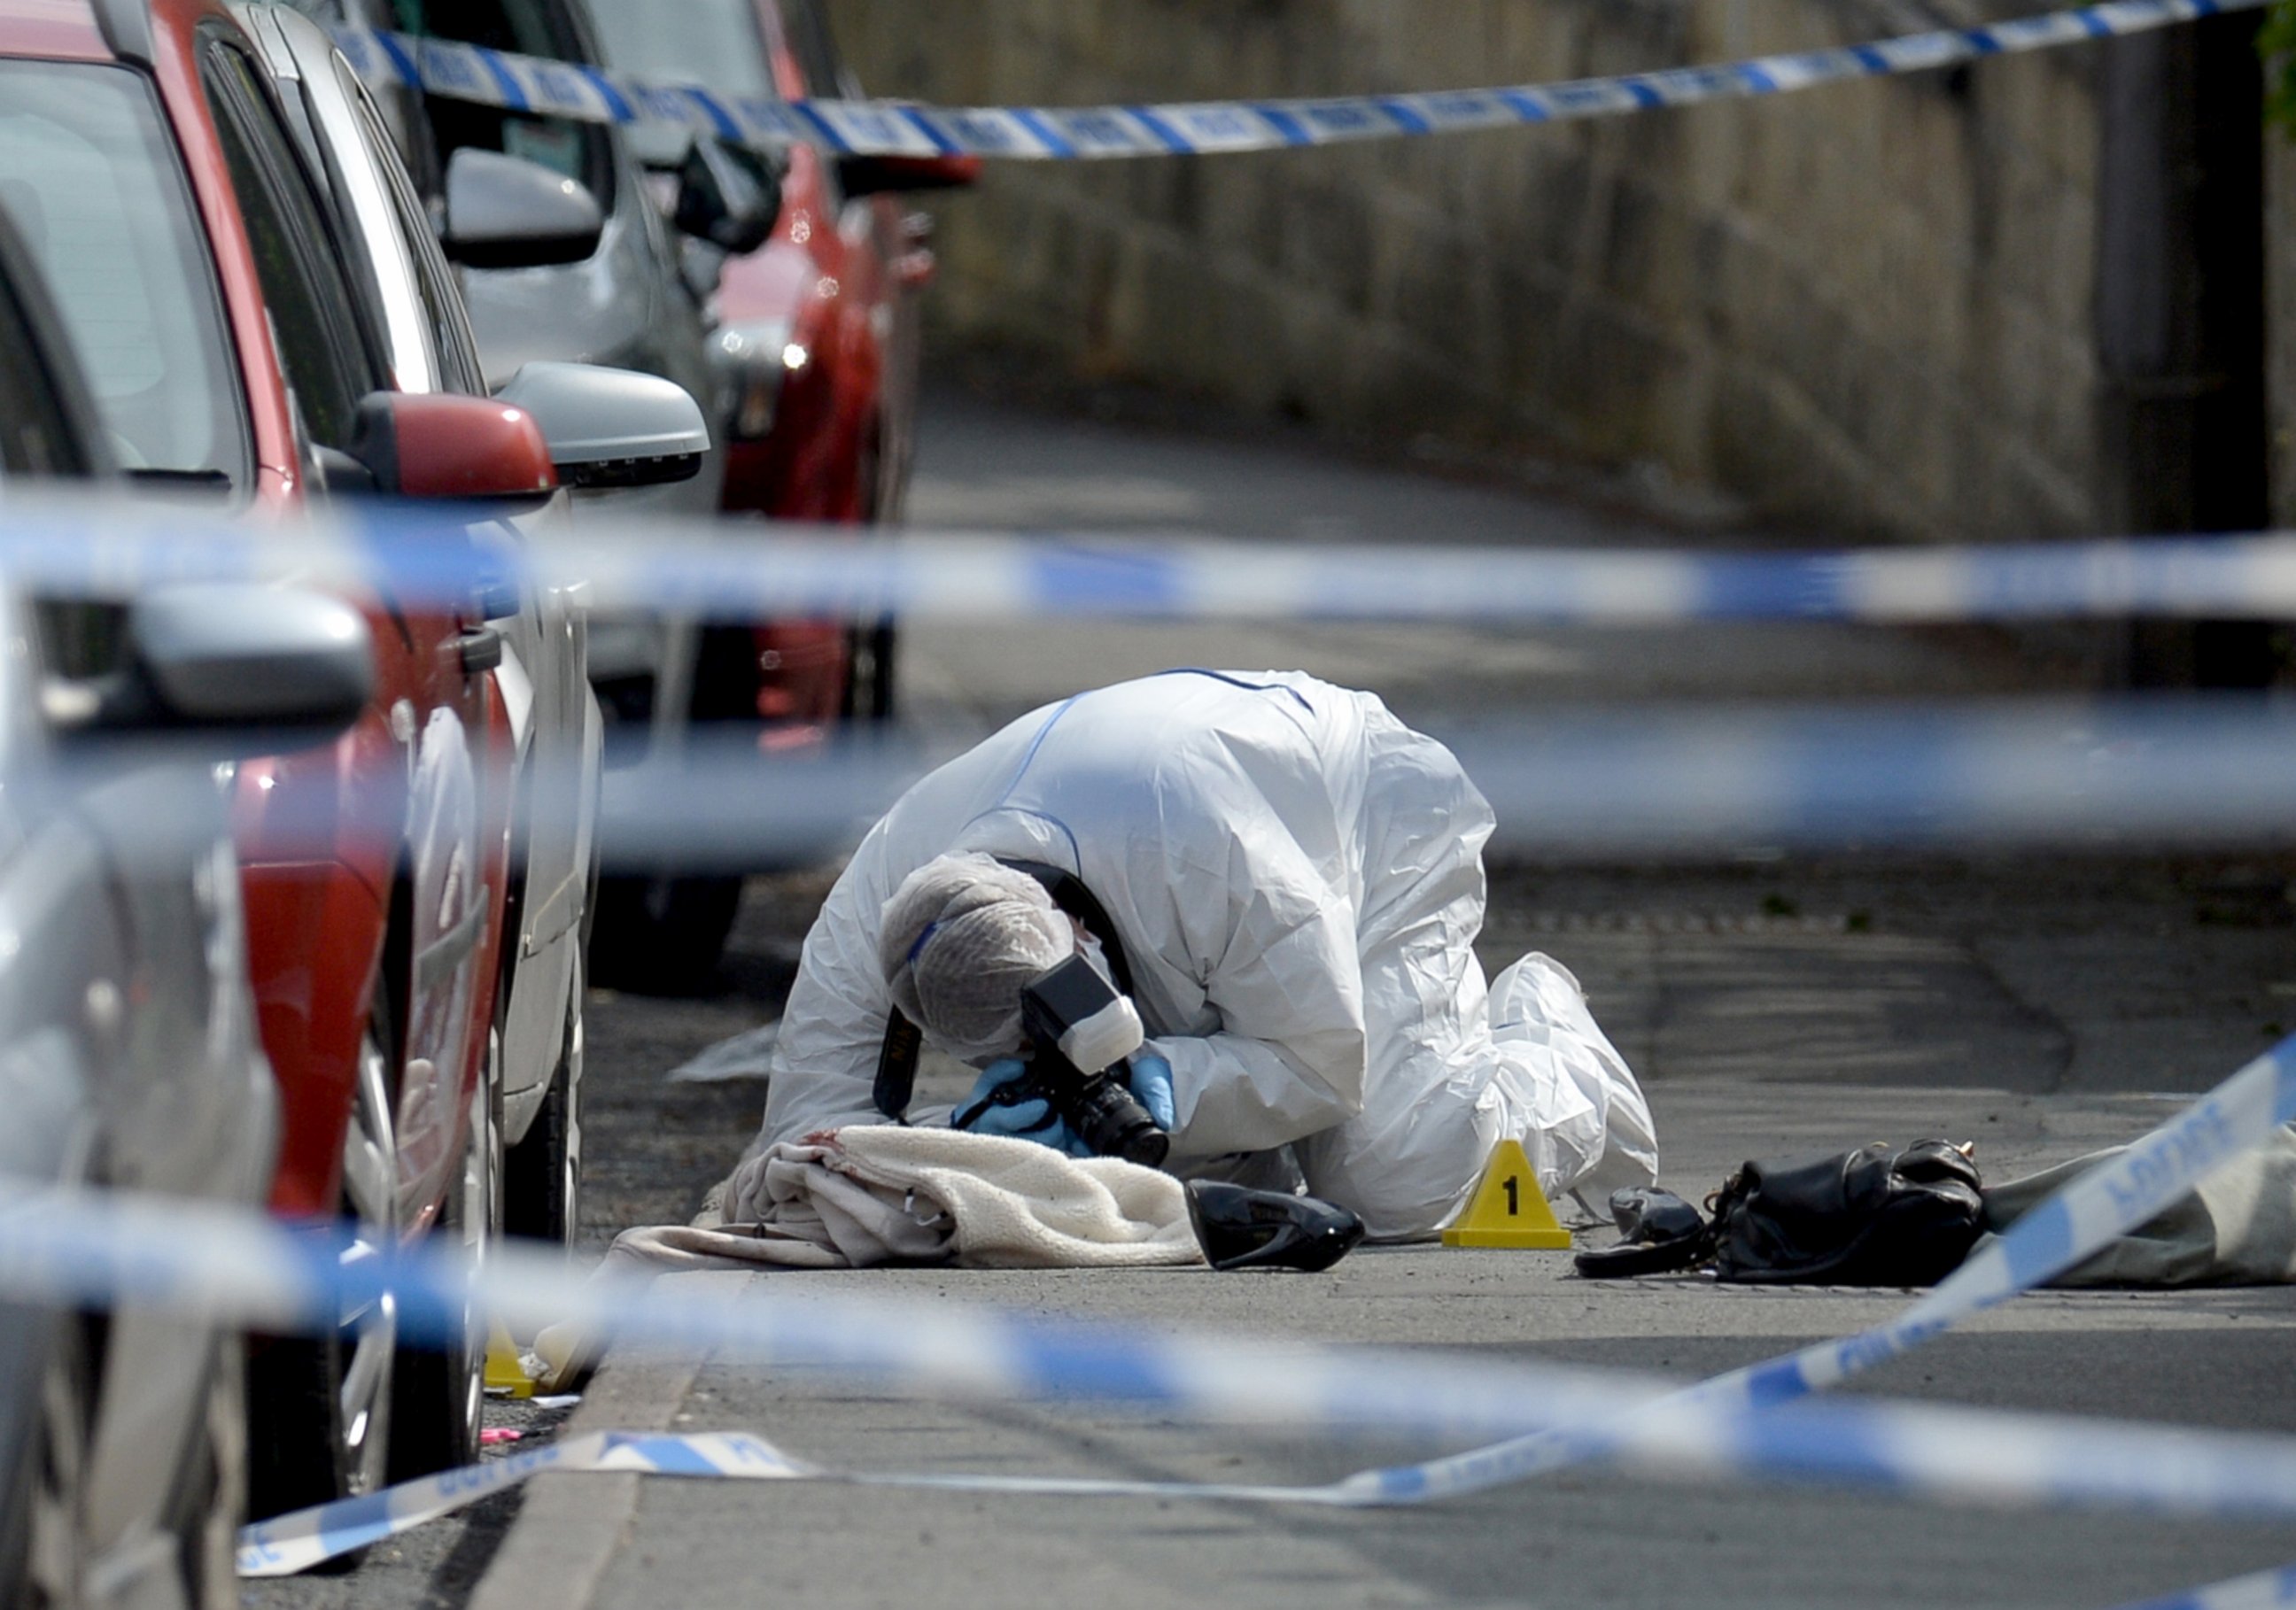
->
xmin=588 ymin=0 xmax=973 ymax=732
xmin=0 ymin=0 xmax=545 ymax=1518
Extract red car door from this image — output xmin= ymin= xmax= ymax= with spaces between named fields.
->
xmin=161 ymin=6 xmax=516 ymax=1504
xmin=187 ymin=30 xmax=508 ymax=1239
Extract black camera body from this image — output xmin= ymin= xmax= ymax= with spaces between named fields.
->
xmin=1014 ymin=955 xmax=1168 ymax=1167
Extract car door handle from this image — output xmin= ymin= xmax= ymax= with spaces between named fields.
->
xmin=454 ymin=625 xmax=504 ymax=675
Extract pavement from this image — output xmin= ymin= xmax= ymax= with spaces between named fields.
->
xmin=255 ymin=382 xmax=2296 ymax=1610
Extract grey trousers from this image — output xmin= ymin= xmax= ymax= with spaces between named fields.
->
xmin=1981 ymin=1123 xmax=2296 ymax=1286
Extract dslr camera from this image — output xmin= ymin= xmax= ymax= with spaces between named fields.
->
xmin=1003 ymin=955 xmax=1168 ymax=1167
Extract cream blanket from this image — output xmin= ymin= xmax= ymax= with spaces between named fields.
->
xmin=522 ymin=1127 xmax=1202 ymax=1389
xmin=603 ymin=1125 xmax=1206 ymax=1273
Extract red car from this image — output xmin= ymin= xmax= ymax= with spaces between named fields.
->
xmin=589 ymin=0 xmax=973 ymax=733
xmin=1 ymin=0 xmax=555 ymax=1517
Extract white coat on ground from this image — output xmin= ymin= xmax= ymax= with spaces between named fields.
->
xmin=733 ymin=670 xmax=1657 ymax=1241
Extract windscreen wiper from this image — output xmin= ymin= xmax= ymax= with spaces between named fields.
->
xmin=124 ymin=468 xmax=234 ymax=497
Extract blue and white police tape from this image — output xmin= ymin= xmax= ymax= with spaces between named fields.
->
xmin=237 ymin=1431 xmax=812 ymax=1577
xmin=603 ymin=700 xmax=2296 ymax=864
xmin=1453 ymin=699 xmax=2296 ymax=855
xmin=224 ymin=1024 xmax=2296 ymax=1572
xmin=238 ymin=1397 xmax=2296 ymax=1578
xmin=20 ymin=489 xmax=2296 ymax=625
xmin=33 ymin=697 xmax=2296 ymax=874
xmin=330 ymin=0 xmax=2266 ymax=162
xmin=2122 ymin=1561 xmax=2296 ymax=1610
xmin=12 ymin=686 xmax=2296 ymax=899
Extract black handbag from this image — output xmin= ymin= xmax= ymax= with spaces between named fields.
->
xmin=1575 ymin=1139 xmax=1986 ymax=1286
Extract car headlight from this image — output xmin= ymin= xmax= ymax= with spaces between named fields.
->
xmin=710 ymin=319 xmax=806 ymax=441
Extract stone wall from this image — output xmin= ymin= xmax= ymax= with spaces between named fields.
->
xmin=832 ymin=1 xmax=2261 ymax=545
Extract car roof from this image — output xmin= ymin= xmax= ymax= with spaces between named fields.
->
xmin=0 ymin=0 xmax=114 ymax=61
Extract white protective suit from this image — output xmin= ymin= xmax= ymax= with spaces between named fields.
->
xmin=746 ymin=670 xmax=1657 ymax=1240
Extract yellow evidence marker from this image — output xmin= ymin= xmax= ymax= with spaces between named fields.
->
xmin=1440 ymin=1137 xmax=1572 ymax=1249
xmin=485 ymin=1320 xmax=537 ymax=1398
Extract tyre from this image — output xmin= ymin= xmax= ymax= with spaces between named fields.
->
xmin=586 ymin=872 xmax=742 ymax=994
xmin=245 ymin=1026 xmax=398 ymax=1524
xmin=842 ymin=617 xmax=897 ymax=724
xmin=846 ymin=430 xmax=896 ymax=724
xmin=690 ymin=624 xmax=764 ymax=724
xmin=386 ymin=1046 xmax=498 ymax=1483
xmin=504 ymin=954 xmax=583 ymax=1248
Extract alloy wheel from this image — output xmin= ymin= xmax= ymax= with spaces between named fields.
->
xmin=454 ymin=1040 xmax=502 ymax=1450
xmin=337 ymin=1026 xmax=399 ymax=1496
xmin=384 ymin=1030 xmax=498 ymax=1482
xmin=557 ymin=958 xmax=583 ymax=1246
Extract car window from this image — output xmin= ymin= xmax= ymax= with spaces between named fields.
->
xmin=780 ymin=0 xmax=860 ymax=99
xmin=344 ymin=61 xmax=485 ymax=395
xmin=773 ymin=0 xmax=851 ymax=211
xmin=587 ymin=0 xmax=777 ymax=169
xmin=281 ymin=46 xmax=441 ymax=395
xmin=0 ymin=318 xmax=57 ymax=480
xmin=33 ymin=598 xmax=128 ymax=685
xmin=0 ymin=266 xmax=86 ymax=479
xmin=393 ymin=0 xmax=617 ymax=210
xmin=202 ymin=43 xmax=388 ymax=455
xmin=586 ymin=0 xmax=773 ymax=99
xmin=0 ymin=61 xmax=246 ymax=492
xmin=273 ymin=0 xmax=448 ymax=197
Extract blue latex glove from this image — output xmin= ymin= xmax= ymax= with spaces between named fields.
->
xmin=950 ymin=1059 xmax=1092 ymax=1158
xmin=1128 ymin=1052 xmax=1176 ymax=1132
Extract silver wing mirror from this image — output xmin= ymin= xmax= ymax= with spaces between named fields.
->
xmin=494 ymin=361 xmax=710 ymax=490
xmin=131 ymin=584 xmax=372 ymax=731
xmin=440 ymin=148 xmax=605 ymax=270
xmin=57 ymin=584 xmax=376 ymax=749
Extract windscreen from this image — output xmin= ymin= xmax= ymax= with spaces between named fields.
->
xmin=585 ymin=0 xmax=774 ymax=99
xmin=392 ymin=0 xmax=617 ymax=208
xmin=586 ymin=0 xmax=774 ymax=167
xmin=0 ymin=62 xmax=244 ymax=492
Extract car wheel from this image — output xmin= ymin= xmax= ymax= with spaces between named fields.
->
xmin=839 ymin=616 xmax=898 ymax=724
xmin=387 ymin=1041 xmax=498 ymax=1482
xmin=2 ymin=1315 xmax=97 ymax=1607
xmin=504 ymin=954 xmax=583 ymax=1248
xmin=586 ymin=873 xmax=742 ymax=994
xmin=845 ymin=430 xmax=896 ymax=725
xmin=246 ymin=1025 xmax=398 ymax=1525
xmin=862 ymin=617 xmax=896 ymax=722
xmin=690 ymin=623 xmax=764 ymax=724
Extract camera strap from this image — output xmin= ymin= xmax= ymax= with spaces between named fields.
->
xmin=1001 ymin=859 xmax=1135 ymax=995
xmin=872 ymin=858 xmax=1135 ymax=1122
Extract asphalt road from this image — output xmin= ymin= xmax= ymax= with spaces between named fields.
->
xmin=252 ymin=381 xmax=2296 ymax=1610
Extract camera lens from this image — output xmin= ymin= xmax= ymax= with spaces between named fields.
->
xmin=1068 ymin=1076 xmax=1170 ymax=1168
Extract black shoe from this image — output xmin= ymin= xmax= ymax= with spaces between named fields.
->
xmin=1186 ymin=1181 xmax=1365 ymax=1272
